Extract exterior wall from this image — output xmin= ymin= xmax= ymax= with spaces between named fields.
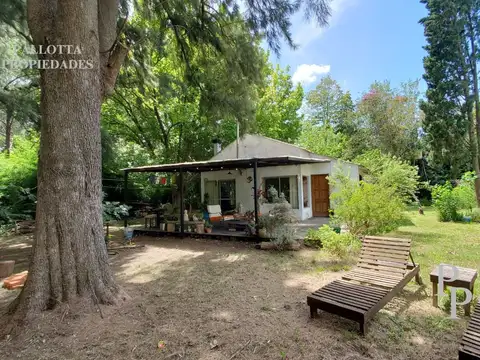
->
xmin=201 ymin=161 xmax=360 ymax=221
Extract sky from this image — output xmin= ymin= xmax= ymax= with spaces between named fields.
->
xmin=269 ymin=0 xmax=429 ymax=99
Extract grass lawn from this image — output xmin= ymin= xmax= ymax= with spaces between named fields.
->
xmin=0 ymin=212 xmax=478 ymax=359
xmin=388 ymin=207 xmax=480 ymax=296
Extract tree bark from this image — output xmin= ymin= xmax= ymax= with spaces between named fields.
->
xmin=6 ymin=0 xmax=126 ymax=328
xmin=4 ymin=107 xmax=13 ymax=155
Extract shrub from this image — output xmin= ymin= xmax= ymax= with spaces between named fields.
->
xmin=432 ymin=173 xmax=477 ymax=222
xmin=304 ymin=228 xmax=323 ymax=248
xmin=308 ymin=225 xmax=360 ymax=258
xmin=431 ymin=183 xmax=460 ymax=222
xmin=471 ymin=208 xmax=480 ymax=222
xmin=102 ymin=195 xmax=131 ymax=223
xmin=440 ymin=287 xmax=467 ymax=314
xmin=259 ymin=189 xmax=298 ymax=249
xmin=330 ymin=172 xmax=407 ymax=235
xmin=354 ymin=150 xmax=420 ymax=202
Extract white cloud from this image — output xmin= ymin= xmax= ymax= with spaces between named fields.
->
xmin=293 ymin=0 xmax=357 ymax=47
xmin=292 ymin=64 xmax=331 ymax=85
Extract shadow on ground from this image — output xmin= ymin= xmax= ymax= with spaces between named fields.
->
xmin=0 ymin=234 xmax=468 ymax=360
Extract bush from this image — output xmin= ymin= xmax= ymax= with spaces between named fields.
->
xmin=259 ymin=190 xmax=298 ymax=249
xmin=330 ymin=172 xmax=408 ymax=235
xmin=432 ymin=173 xmax=477 ymax=222
xmin=304 ymin=228 xmax=323 ymax=248
xmin=307 ymin=225 xmax=360 ymax=258
xmin=432 ymin=183 xmax=461 ymax=222
xmin=0 ymin=134 xmax=39 ymax=225
xmin=440 ymin=287 xmax=467 ymax=314
xmin=354 ymin=150 xmax=420 ymax=202
xmin=471 ymin=208 xmax=480 ymax=222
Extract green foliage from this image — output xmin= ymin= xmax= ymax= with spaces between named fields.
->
xmin=102 ymin=201 xmax=131 ymax=223
xmin=304 ymin=228 xmax=323 ymax=248
xmin=432 ymin=183 xmax=461 ymax=222
xmin=0 ymin=134 xmax=38 ymax=224
xmin=305 ymin=75 xmax=345 ymax=128
xmin=440 ymin=287 xmax=467 ymax=314
xmin=354 ymin=149 xmax=420 ymax=202
xmin=255 ymin=62 xmax=303 ymax=143
xmin=307 ymin=225 xmax=360 ymax=258
xmin=330 ymin=172 xmax=407 ymax=235
xmin=432 ymin=172 xmax=477 ymax=222
xmin=297 ymin=123 xmax=347 ymax=158
xmin=259 ymin=190 xmax=298 ymax=248
xmin=356 ymin=80 xmax=422 ymax=162
xmin=470 ymin=208 xmax=480 ymax=222
xmin=420 ymin=0 xmax=478 ymax=181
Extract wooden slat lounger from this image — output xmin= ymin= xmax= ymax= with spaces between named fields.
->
xmin=307 ymin=236 xmax=422 ymax=334
xmin=459 ymin=301 xmax=480 ymax=360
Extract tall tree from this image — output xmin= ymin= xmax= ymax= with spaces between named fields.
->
xmin=2 ymin=0 xmax=332 ymax=328
xmin=420 ymin=0 xmax=480 ymax=203
xmin=305 ymin=75 xmax=344 ymax=127
xmin=356 ymin=80 xmax=422 ymax=162
xmin=255 ymin=62 xmax=304 ymax=143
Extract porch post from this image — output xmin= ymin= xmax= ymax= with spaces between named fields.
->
xmin=179 ymin=170 xmax=185 ymax=236
xmin=298 ymin=173 xmax=303 ymax=220
xmin=253 ymin=160 xmax=259 ymax=237
xmin=123 ymin=170 xmax=129 ymax=227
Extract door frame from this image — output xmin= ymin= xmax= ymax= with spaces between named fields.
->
xmin=311 ymin=174 xmax=330 ymax=217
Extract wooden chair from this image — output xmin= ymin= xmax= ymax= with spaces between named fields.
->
xmin=459 ymin=301 xmax=480 ymax=360
xmin=307 ymin=236 xmax=422 ymax=334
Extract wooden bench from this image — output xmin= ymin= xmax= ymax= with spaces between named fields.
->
xmin=307 ymin=236 xmax=422 ymax=334
xmin=459 ymin=301 xmax=480 ymax=360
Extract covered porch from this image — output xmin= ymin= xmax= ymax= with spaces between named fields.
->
xmin=122 ymin=156 xmax=327 ymax=240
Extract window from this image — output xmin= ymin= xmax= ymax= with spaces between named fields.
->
xmin=218 ymin=180 xmax=236 ymax=212
xmin=204 ymin=180 xmax=219 ymax=205
xmin=204 ymin=180 xmax=236 ymax=211
xmin=264 ymin=176 xmax=299 ymax=209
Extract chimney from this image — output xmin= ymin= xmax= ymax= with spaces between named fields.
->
xmin=212 ymin=138 xmax=221 ymax=155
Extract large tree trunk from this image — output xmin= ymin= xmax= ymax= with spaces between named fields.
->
xmin=6 ymin=0 xmax=126 ymax=328
xmin=4 ymin=107 xmax=13 ymax=155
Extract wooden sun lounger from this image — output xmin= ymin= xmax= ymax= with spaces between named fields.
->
xmin=459 ymin=301 xmax=480 ymax=360
xmin=307 ymin=236 xmax=422 ymax=334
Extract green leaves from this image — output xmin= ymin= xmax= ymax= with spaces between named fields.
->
xmin=254 ymin=62 xmax=303 ymax=143
xmin=354 ymin=149 xmax=420 ymax=202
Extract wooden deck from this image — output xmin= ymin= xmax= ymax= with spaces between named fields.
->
xmin=459 ymin=301 xmax=480 ymax=360
xmin=133 ymin=227 xmax=258 ymax=242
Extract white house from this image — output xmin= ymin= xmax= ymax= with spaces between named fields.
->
xmin=200 ymin=134 xmax=362 ymax=221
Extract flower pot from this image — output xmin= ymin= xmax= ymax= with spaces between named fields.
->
xmin=258 ymin=228 xmax=268 ymax=238
xmin=205 ymin=227 xmax=212 ymax=233
xmin=196 ymin=223 xmax=205 ymax=233
xmin=159 ymin=223 xmax=165 ymax=231
xmin=166 ymin=223 xmax=175 ymax=232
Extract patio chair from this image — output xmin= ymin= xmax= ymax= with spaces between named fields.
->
xmin=207 ymin=205 xmax=235 ymax=222
xmin=459 ymin=300 xmax=480 ymax=360
xmin=307 ymin=236 xmax=422 ymax=334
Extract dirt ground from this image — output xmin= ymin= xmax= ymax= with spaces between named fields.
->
xmin=0 ymin=231 xmax=468 ymax=360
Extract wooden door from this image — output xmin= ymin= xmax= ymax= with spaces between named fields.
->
xmin=311 ymin=175 xmax=329 ymax=217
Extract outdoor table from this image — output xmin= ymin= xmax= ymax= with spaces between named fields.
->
xmin=430 ymin=265 xmax=477 ymax=315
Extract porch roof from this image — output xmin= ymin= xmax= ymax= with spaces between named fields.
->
xmin=122 ymin=156 xmax=329 ymax=173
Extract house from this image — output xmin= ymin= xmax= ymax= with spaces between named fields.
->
xmin=200 ymin=134 xmax=362 ymax=221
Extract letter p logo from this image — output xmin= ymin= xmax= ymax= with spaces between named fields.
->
xmin=437 ymin=264 xmax=473 ymax=319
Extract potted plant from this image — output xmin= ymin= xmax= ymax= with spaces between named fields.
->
xmin=204 ymin=220 xmax=213 ymax=233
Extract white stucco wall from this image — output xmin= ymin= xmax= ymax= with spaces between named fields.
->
xmin=201 ymin=160 xmax=360 ymax=220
